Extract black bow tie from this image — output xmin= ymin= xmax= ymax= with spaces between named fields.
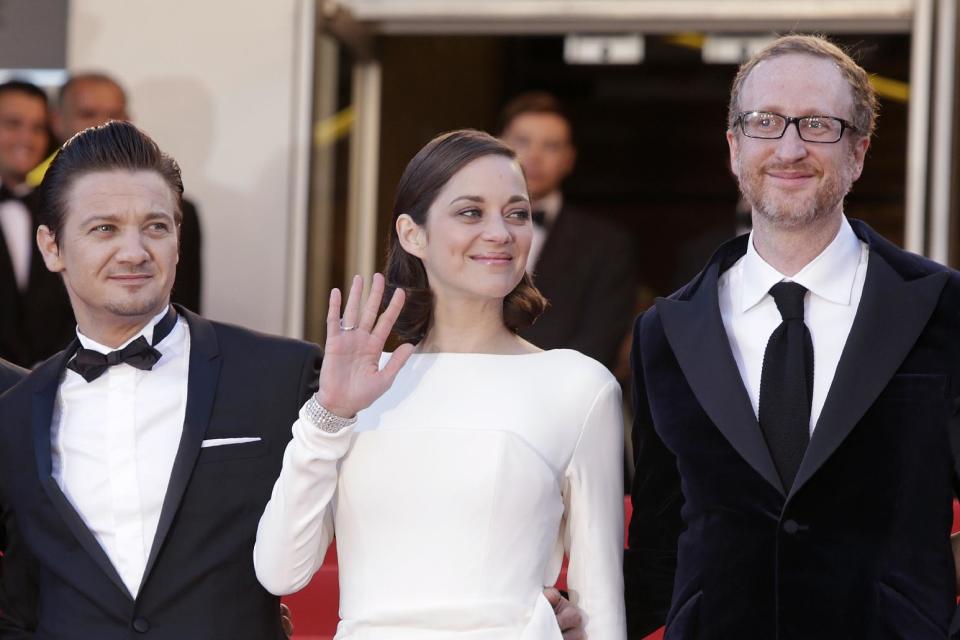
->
xmin=532 ymin=210 xmax=548 ymax=229
xmin=67 ymin=307 xmax=178 ymax=383
xmin=0 ymin=183 xmax=24 ymax=204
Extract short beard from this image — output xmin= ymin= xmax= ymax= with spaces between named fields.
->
xmin=736 ymin=150 xmax=856 ymax=232
xmin=103 ymin=297 xmax=168 ymax=318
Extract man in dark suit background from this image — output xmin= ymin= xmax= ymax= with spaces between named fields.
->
xmin=499 ymin=92 xmax=637 ymax=370
xmin=0 ymin=81 xmax=75 ymax=367
xmin=625 ymin=34 xmax=960 ymax=639
xmin=44 ymin=72 xmax=204 ymax=312
xmin=0 ymin=121 xmax=318 ymax=638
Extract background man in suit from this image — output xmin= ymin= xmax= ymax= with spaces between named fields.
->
xmin=0 ymin=121 xmax=319 ymax=638
xmin=0 ymin=80 xmax=75 ymax=367
xmin=625 ymin=34 xmax=960 ymax=639
xmin=41 ymin=72 xmax=204 ymax=312
xmin=499 ymin=92 xmax=637 ymax=371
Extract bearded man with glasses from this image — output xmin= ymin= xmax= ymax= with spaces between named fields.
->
xmin=624 ymin=34 xmax=960 ymax=640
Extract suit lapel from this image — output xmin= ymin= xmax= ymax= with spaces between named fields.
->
xmin=139 ymin=307 xmax=221 ymax=591
xmin=31 ymin=342 xmax=134 ymax=599
xmin=657 ymin=236 xmax=785 ymax=496
xmin=788 ymin=227 xmax=948 ymax=499
xmin=531 ymin=204 xmax=572 ymax=292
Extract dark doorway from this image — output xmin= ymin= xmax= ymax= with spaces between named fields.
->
xmin=376 ymin=33 xmax=910 ymax=298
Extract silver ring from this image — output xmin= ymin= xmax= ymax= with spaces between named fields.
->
xmin=339 ymin=320 xmax=357 ymax=331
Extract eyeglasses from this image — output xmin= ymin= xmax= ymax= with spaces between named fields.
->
xmin=736 ymin=111 xmax=857 ymax=144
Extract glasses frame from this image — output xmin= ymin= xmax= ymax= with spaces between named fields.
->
xmin=735 ymin=111 xmax=858 ymax=144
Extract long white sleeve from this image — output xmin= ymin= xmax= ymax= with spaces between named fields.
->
xmin=254 ymin=402 xmax=354 ymax=595
xmin=562 ymin=378 xmax=627 ymax=639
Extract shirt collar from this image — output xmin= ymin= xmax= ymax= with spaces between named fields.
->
xmin=740 ymin=216 xmax=862 ymax=313
xmin=533 ymin=190 xmax=563 ymax=225
xmin=76 ymin=306 xmax=172 ymax=354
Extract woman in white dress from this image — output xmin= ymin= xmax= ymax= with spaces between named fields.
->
xmin=254 ymin=130 xmax=627 ymax=639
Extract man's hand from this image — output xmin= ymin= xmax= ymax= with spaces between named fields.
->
xmin=544 ymin=587 xmax=585 ymax=640
xmin=280 ymin=603 xmax=293 ymax=638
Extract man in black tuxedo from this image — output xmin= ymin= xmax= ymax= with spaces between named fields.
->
xmin=625 ymin=35 xmax=960 ymax=639
xmin=0 ymin=121 xmax=319 ymax=639
xmin=499 ymin=92 xmax=637 ymax=370
xmin=0 ymin=81 xmax=75 ymax=367
xmin=48 ymin=72 xmax=204 ymax=312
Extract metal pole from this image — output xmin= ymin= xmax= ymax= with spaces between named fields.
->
xmin=284 ymin=0 xmax=318 ymax=338
xmin=904 ymin=0 xmax=934 ymax=255
xmin=345 ymin=60 xmax=382 ymax=287
xmin=929 ymin=0 xmax=957 ymax=264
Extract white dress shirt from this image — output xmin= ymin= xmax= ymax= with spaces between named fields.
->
xmin=526 ymin=190 xmax=562 ymax=274
xmin=0 ymin=183 xmax=35 ymax=292
xmin=51 ymin=307 xmax=190 ymax=596
xmin=718 ymin=217 xmax=868 ymax=433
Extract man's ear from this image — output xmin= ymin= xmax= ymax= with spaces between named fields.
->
xmin=36 ymin=225 xmax=64 ymax=273
xmin=396 ymin=214 xmax=426 ymax=258
xmin=850 ymin=135 xmax=870 ymax=182
xmin=726 ymin=129 xmax=740 ymax=178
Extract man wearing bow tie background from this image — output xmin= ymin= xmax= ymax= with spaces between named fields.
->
xmin=498 ymin=92 xmax=637 ymax=372
xmin=0 ymin=120 xmax=320 ymax=638
xmin=0 ymin=80 xmax=74 ymax=367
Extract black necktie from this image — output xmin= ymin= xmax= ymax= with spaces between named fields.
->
xmin=758 ymin=282 xmax=813 ymax=489
xmin=67 ymin=307 xmax=178 ymax=383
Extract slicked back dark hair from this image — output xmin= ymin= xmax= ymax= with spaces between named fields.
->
xmin=496 ymin=91 xmax=573 ymax=144
xmin=0 ymin=80 xmax=48 ymax=107
xmin=384 ymin=129 xmax=546 ymax=342
xmin=38 ymin=121 xmax=183 ymax=245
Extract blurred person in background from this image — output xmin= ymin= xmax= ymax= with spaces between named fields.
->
xmin=499 ymin=91 xmax=637 ymax=372
xmin=0 ymin=80 xmax=74 ymax=367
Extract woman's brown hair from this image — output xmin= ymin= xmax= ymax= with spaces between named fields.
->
xmin=384 ymin=129 xmax=546 ymax=343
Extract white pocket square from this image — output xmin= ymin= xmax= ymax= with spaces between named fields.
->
xmin=201 ymin=437 xmax=262 ymax=448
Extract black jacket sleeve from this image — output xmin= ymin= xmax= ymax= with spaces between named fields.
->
xmin=0 ymin=495 xmax=38 ymax=638
xmin=624 ymin=312 xmax=683 ymax=638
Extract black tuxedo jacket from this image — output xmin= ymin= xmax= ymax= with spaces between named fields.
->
xmin=0 ymin=307 xmax=321 ymax=639
xmin=0 ymin=191 xmax=75 ymax=368
xmin=625 ymin=220 xmax=960 ymax=640
xmin=519 ymin=203 xmax=637 ymax=370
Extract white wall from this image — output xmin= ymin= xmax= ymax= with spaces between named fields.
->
xmin=67 ymin=0 xmax=313 ymax=336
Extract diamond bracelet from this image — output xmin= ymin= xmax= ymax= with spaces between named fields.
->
xmin=303 ymin=395 xmax=357 ymax=433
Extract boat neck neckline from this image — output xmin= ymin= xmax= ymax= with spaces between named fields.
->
xmin=399 ymin=349 xmax=565 ymax=357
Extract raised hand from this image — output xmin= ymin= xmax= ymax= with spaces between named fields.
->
xmin=315 ymin=273 xmax=415 ymax=418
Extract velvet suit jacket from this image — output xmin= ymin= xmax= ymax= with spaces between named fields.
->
xmin=625 ymin=220 xmax=960 ymax=640
xmin=0 ymin=191 xmax=75 ymax=368
xmin=519 ymin=203 xmax=637 ymax=370
xmin=0 ymin=307 xmax=321 ymax=639
xmin=0 ymin=359 xmax=26 ymax=395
